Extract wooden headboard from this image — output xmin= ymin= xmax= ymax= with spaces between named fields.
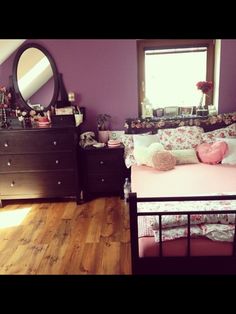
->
xmin=124 ymin=112 xmax=236 ymax=134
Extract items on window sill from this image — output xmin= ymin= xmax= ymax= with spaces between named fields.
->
xmin=141 ymin=98 xmax=153 ymax=119
xmin=196 ymin=107 xmax=209 ymax=117
xmin=208 ymin=105 xmax=217 ymax=116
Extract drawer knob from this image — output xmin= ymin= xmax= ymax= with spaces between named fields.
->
xmin=57 ymin=181 xmax=61 ymax=185
xmin=4 ymin=142 xmax=8 ymax=147
xmin=101 ymin=178 xmax=105 ymax=182
xmin=10 ymin=181 xmax=15 ymax=187
xmin=7 ymin=160 xmax=11 ymax=166
xmin=100 ymin=161 xmax=104 ymax=165
xmin=53 ymin=141 xmax=57 ymax=146
xmin=55 ymin=160 xmax=59 ymax=164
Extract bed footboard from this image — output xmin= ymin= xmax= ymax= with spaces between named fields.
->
xmin=129 ymin=192 xmax=236 ymax=275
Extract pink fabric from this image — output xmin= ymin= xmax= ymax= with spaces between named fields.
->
xmin=197 ymin=141 xmax=228 ymax=164
xmin=131 ymin=163 xmax=236 ymax=197
xmin=139 ymin=237 xmax=233 ymax=257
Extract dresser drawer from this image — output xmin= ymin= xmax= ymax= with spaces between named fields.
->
xmin=0 ymin=152 xmax=75 ymax=172
xmin=0 ymin=129 xmax=75 ymax=153
xmin=85 ymin=150 xmax=124 ymax=173
xmin=85 ymin=174 xmax=123 ymax=193
xmin=0 ymin=171 xmax=76 ymax=197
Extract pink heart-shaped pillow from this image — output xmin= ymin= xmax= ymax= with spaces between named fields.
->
xmin=197 ymin=141 xmax=228 ymax=164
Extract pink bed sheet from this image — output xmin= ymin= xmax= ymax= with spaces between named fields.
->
xmin=131 ymin=163 xmax=236 ymax=197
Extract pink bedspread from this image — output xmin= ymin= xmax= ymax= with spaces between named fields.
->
xmin=131 ymin=163 xmax=236 ymax=197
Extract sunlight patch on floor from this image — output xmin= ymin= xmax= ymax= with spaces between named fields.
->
xmin=0 ymin=207 xmax=31 ymax=229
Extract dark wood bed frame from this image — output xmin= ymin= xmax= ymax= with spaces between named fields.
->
xmin=126 ymin=113 xmax=236 ymax=274
xmin=129 ymin=193 xmax=236 ymax=275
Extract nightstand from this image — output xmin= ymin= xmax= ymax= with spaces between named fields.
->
xmin=80 ymin=145 xmax=127 ymax=201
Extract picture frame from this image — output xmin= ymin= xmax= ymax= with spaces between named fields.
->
xmin=179 ymin=106 xmax=193 ymax=116
xmin=163 ymin=106 xmax=179 ymax=117
xmin=153 ymin=108 xmax=164 ymax=118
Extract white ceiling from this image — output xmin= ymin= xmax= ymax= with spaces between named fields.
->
xmin=0 ymin=39 xmax=26 ymax=65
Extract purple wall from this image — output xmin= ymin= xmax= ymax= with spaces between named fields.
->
xmin=0 ymin=52 xmax=16 ymax=87
xmin=36 ymin=39 xmax=138 ymax=131
xmin=1 ymin=39 xmax=236 ymax=131
xmin=218 ymin=40 xmax=236 ymax=113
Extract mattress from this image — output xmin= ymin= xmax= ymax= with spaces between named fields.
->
xmin=131 ymin=163 xmax=236 ymax=197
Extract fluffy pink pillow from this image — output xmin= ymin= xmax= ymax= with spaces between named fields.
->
xmin=152 ymin=151 xmax=176 ymax=171
xmin=197 ymin=141 xmax=228 ymax=164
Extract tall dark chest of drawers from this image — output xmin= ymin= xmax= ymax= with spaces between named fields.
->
xmin=81 ymin=145 xmax=126 ymax=201
xmin=0 ymin=126 xmax=80 ymax=207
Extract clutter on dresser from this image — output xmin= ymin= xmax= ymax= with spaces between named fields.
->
xmin=97 ymin=113 xmax=112 ymax=143
xmin=107 ymin=139 xmax=121 ymax=148
xmin=79 ymin=131 xmax=98 ymax=148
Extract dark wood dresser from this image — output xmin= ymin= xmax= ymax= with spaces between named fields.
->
xmin=0 ymin=126 xmax=80 ymax=207
xmin=81 ymin=145 xmax=126 ymax=201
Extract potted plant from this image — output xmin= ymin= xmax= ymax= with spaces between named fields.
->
xmin=97 ymin=114 xmax=111 ymax=143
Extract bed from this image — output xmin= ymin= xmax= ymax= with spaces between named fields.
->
xmin=126 ymin=113 xmax=236 ymax=274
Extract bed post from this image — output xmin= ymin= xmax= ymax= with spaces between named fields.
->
xmin=129 ymin=192 xmax=139 ymax=275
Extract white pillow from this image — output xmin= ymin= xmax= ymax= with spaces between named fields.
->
xmin=220 ymin=138 xmax=236 ymax=165
xmin=133 ymin=143 xmax=165 ymax=167
xmin=170 ymin=149 xmax=199 ymax=165
xmin=133 ymin=133 xmax=159 ymax=148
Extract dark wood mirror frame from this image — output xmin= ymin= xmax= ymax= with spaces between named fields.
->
xmin=12 ymin=43 xmax=59 ymax=112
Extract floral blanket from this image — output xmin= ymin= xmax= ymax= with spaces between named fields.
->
xmin=137 ymin=200 xmax=236 ymax=242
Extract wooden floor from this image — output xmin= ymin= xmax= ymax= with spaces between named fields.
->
xmin=0 ymin=197 xmax=131 ymax=274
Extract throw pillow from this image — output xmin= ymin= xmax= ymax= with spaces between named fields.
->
xmin=152 ymin=151 xmax=176 ymax=171
xmin=133 ymin=143 xmax=165 ymax=166
xmin=170 ymin=149 xmax=199 ymax=165
xmin=220 ymin=138 xmax=236 ymax=165
xmin=196 ymin=141 xmax=228 ymax=164
xmin=202 ymin=123 xmax=236 ymax=143
xmin=158 ymin=126 xmax=204 ymax=150
xmin=133 ymin=133 xmax=159 ymax=148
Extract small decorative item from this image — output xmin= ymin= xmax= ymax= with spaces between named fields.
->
xmin=0 ymin=86 xmax=11 ymax=128
xmin=141 ymin=98 xmax=153 ymax=118
xmin=179 ymin=106 xmax=193 ymax=116
xmin=153 ymin=108 xmax=164 ymax=118
xmin=97 ymin=114 xmax=111 ymax=143
xmin=15 ymin=107 xmax=41 ymax=128
xmin=196 ymin=81 xmax=213 ymax=109
xmin=164 ymin=106 xmax=179 ymax=117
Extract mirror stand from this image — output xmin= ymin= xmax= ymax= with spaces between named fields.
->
xmin=56 ymin=73 xmax=71 ymax=108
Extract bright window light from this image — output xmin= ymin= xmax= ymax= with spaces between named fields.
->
xmin=0 ymin=207 xmax=31 ymax=229
xmin=145 ymin=49 xmax=207 ymax=108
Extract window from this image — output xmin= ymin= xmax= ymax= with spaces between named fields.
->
xmin=137 ymin=39 xmax=215 ymax=116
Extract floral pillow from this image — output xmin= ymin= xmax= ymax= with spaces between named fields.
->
xmin=120 ymin=134 xmax=135 ymax=168
xmin=158 ymin=126 xmax=204 ymax=150
xmin=202 ymin=123 xmax=236 ymax=143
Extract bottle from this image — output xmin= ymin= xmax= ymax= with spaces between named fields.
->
xmin=123 ymin=178 xmax=131 ymax=202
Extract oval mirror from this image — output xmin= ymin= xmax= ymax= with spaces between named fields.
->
xmin=12 ymin=43 xmax=59 ymax=112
